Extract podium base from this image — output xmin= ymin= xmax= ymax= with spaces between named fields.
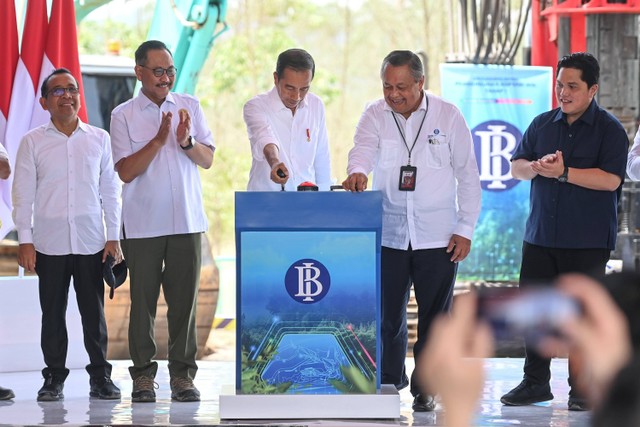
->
xmin=219 ymin=384 xmax=400 ymax=419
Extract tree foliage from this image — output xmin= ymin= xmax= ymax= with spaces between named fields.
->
xmin=78 ymin=0 xmax=503 ymax=256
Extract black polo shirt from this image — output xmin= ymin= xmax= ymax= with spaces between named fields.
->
xmin=511 ymin=100 xmax=628 ymax=250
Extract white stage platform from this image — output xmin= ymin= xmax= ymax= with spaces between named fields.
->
xmin=219 ymin=384 xmax=399 ymax=419
xmin=0 ymin=358 xmax=592 ymax=426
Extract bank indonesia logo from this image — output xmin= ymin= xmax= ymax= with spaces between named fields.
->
xmin=472 ymin=120 xmax=522 ymax=191
xmin=285 ymin=259 xmax=331 ymax=304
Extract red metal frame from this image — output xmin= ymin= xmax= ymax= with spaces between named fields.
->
xmin=540 ymin=0 xmax=640 ymax=16
xmin=531 ymin=0 xmax=640 ymax=106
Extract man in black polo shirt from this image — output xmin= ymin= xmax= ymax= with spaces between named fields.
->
xmin=501 ymin=52 xmax=628 ymax=411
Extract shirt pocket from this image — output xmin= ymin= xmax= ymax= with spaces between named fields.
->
xmin=378 ymin=139 xmax=400 ymax=169
xmin=82 ymin=146 xmax=102 ymax=184
xmin=291 ymin=125 xmax=318 ymax=170
xmin=569 ymin=145 xmax=599 ymax=169
xmin=129 ymin=126 xmax=157 ymax=153
xmin=425 ymin=134 xmax=450 ymax=169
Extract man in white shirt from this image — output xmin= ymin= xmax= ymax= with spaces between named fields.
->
xmin=110 ymin=40 xmax=215 ymax=403
xmin=342 ymin=50 xmax=481 ymax=412
xmin=12 ymin=68 xmax=123 ymax=402
xmin=244 ymin=48 xmax=332 ymax=191
xmin=626 ymin=125 xmax=640 ymax=180
xmin=0 ymin=144 xmax=9 ymax=180
xmin=0 ymin=143 xmax=13 ymax=401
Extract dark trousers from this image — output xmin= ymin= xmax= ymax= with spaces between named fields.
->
xmin=380 ymin=245 xmax=457 ymax=396
xmin=519 ymin=242 xmax=610 ymax=387
xmin=122 ymin=233 xmax=201 ymax=380
xmin=35 ymin=251 xmax=111 ymax=380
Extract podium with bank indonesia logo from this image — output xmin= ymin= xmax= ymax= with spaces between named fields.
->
xmin=220 ymin=191 xmax=399 ymax=419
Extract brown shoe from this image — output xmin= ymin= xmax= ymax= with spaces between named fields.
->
xmin=131 ymin=376 xmax=157 ymax=403
xmin=170 ymin=377 xmax=200 ymax=402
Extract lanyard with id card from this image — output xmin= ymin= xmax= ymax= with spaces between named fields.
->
xmin=399 ymin=165 xmax=417 ymax=191
xmin=391 ymin=95 xmax=428 ymax=191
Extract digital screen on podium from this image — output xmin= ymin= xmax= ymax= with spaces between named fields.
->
xmin=238 ymin=230 xmax=378 ymax=395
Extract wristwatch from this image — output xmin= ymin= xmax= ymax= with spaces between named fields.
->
xmin=181 ymin=136 xmax=194 ymax=151
xmin=558 ymin=166 xmax=569 ymax=183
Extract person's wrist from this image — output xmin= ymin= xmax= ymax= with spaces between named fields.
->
xmin=181 ymin=136 xmax=194 ymax=150
xmin=269 ymin=161 xmax=281 ymax=170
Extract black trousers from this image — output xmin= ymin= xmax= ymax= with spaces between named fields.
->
xmin=380 ymin=245 xmax=457 ymax=396
xmin=35 ymin=251 xmax=112 ymax=380
xmin=519 ymin=242 xmax=610 ymax=386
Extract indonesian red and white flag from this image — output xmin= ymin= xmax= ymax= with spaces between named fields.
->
xmin=7 ymin=0 xmax=48 ymax=158
xmin=31 ymin=0 xmax=87 ymax=128
xmin=0 ymin=0 xmax=19 ymax=240
xmin=2 ymin=0 xmax=49 ymax=240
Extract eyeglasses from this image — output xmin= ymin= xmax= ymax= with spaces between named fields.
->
xmin=47 ymin=86 xmax=79 ymax=97
xmin=141 ymin=65 xmax=178 ymax=77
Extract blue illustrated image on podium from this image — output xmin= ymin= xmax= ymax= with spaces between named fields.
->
xmin=220 ymin=191 xmax=399 ymax=419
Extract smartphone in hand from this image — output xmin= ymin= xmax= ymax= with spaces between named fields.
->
xmin=476 ymin=287 xmax=580 ymax=346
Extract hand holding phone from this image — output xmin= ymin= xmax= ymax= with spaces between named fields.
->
xmin=477 ymin=287 xmax=580 ymax=347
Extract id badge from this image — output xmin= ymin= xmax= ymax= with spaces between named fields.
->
xmin=399 ymin=165 xmax=417 ymax=191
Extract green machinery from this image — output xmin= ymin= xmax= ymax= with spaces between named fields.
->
xmin=75 ymin=0 xmax=228 ymax=95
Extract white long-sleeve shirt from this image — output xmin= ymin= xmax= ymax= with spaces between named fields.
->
xmin=244 ymin=87 xmax=332 ymax=191
xmin=627 ymin=125 xmax=640 ymax=181
xmin=347 ymin=92 xmax=481 ymax=250
xmin=110 ymin=92 xmax=214 ymax=239
xmin=12 ymin=120 xmax=121 ymax=255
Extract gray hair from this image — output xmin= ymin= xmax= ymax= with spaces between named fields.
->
xmin=380 ymin=50 xmax=424 ymax=82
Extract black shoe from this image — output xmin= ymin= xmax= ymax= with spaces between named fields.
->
xmin=170 ymin=377 xmax=201 ymax=402
xmin=131 ymin=376 xmax=157 ymax=403
xmin=395 ymin=377 xmax=409 ymax=391
xmin=90 ymin=377 xmax=121 ymax=400
xmin=0 ymin=386 xmax=15 ymax=400
xmin=568 ymin=391 xmax=590 ymax=411
xmin=501 ymin=379 xmax=553 ymax=406
xmin=37 ymin=376 xmax=64 ymax=402
xmin=412 ymin=393 xmax=436 ymax=412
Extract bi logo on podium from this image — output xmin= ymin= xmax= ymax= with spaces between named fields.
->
xmin=285 ymin=259 xmax=331 ymax=303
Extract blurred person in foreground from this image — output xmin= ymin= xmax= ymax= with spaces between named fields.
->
xmin=421 ymin=273 xmax=635 ymax=427
xmin=110 ymin=40 xmax=215 ymax=403
xmin=342 ymin=50 xmax=481 ymax=411
xmin=566 ymin=272 xmax=640 ymax=426
xmin=0 ymin=143 xmax=14 ymax=400
xmin=421 ymin=292 xmax=493 ymax=427
xmin=12 ymin=68 xmax=122 ymax=401
xmin=503 ymin=52 xmax=628 ymax=411
xmin=243 ymin=48 xmax=332 ymax=191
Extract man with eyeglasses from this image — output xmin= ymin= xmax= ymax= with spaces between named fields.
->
xmin=12 ymin=68 xmax=123 ymax=402
xmin=110 ymin=40 xmax=215 ymax=403
xmin=342 ymin=50 xmax=481 ymax=412
xmin=244 ymin=48 xmax=332 ymax=191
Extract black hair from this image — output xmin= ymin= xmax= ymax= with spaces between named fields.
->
xmin=40 ymin=68 xmax=75 ymax=98
xmin=599 ymin=270 xmax=640 ymax=350
xmin=275 ymin=49 xmax=315 ymax=79
xmin=592 ymin=355 xmax=640 ymax=427
xmin=380 ymin=50 xmax=424 ymax=82
xmin=135 ymin=40 xmax=173 ymax=66
xmin=557 ymin=52 xmax=599 ymax=88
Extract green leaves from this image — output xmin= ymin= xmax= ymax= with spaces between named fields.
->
xmin=329 ymin=365 xmax=376 ymax=394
